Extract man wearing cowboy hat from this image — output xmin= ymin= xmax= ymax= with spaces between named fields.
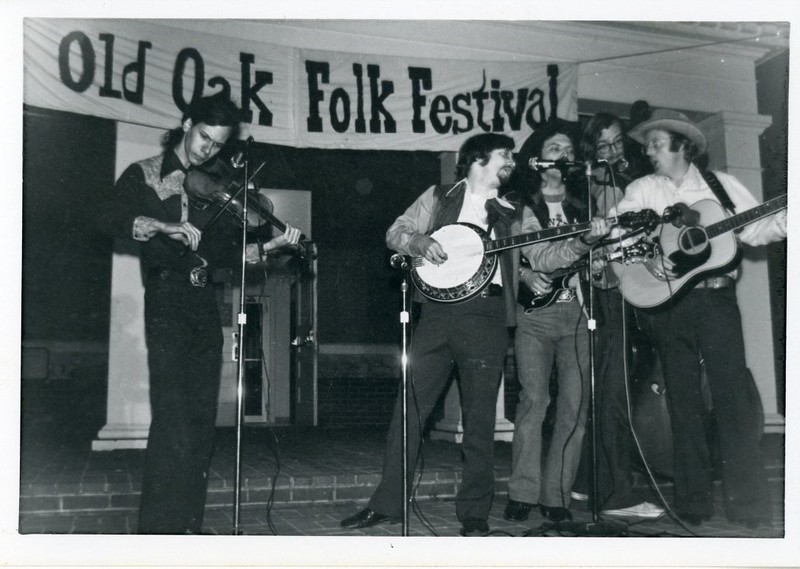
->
xmin=610 ymin=108 xmax=786 ymax=528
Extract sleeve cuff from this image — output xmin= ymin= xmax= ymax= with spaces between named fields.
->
xmin=245 ymin=242 xmax=263 ymax=264
xmin=132 ymin=216 xmax=159 ymax=241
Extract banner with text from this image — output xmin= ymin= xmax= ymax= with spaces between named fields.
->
xmin=24 ymin=19 xmax=578 ymax=152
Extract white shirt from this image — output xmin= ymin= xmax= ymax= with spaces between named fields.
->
xmin=457 ymin=185 xmax=503 ymax=286
xmin=611 ymin=164 xmax=786 ymax=247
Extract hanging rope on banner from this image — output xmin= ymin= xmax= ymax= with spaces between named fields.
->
xmin=574 ymin=33 xmax=783 ymax=65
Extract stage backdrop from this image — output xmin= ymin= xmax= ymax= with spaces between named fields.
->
xmin=23 ymin=18 xmax=578 ymax=151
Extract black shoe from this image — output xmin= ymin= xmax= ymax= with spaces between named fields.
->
xmin=540 ymin=505 xmax=573 ymax=523
xmin=504 ymin=499 xmax=537 ymax=522
xmin=460 ymin=519 xmax=489 ymax=537
xmin=340 ymin=508 xmax=399 ymax=529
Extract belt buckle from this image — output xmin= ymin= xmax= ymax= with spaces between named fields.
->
xmin=189 ymin=254 xmax=209 ymax=288
xmin=189 ymin=267 xmax=208 ymax=287
xmin=703 ymin=276 xmax=730 ymax=289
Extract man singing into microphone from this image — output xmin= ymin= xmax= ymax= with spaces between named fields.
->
xmin=97 ymin=94 xmax=301 ymax=534
xmin=503 ymin=119 xmax=611 ymax=525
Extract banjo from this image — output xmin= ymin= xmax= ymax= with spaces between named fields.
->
xmin=409 ymin=210 xmax=660 ymax=303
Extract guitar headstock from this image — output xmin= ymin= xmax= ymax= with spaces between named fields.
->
xmin=616 ymin=209 xmax=661 ymax=231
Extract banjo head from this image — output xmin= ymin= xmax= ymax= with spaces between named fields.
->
xmin=411 ymin=223 xmax=497 ymax=302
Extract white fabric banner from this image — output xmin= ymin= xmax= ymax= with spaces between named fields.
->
xmin=24 ymin=19 xmax=578 ymax=151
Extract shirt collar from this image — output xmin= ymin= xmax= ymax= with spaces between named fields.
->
xmin=464 ymin=180 xmax=498 ymax=201
xmin=445 ymin=179 xmax=509 ymax=208
xmin=160 ymin=149 xmax=188 ymax=180
xmin=655 ymin=162 xmax=699 ymax=188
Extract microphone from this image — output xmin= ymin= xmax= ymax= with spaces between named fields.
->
xmin=528 ymin=158 xmax=612 ymax=171
xmin=230 ymin=136 xmax=255 ymax=169
xmin=611 ymin=157 xmax=630 ymax=175
xmin=528 ymin=157 xmax=584 ymax=171
xmin=390 ymin=253 xmax=410 ymax=270
xmin=663 ymin=202 xmax=700 ymax=228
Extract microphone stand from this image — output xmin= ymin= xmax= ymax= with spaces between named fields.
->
xmin=549 ymin=161 xmax=627 ymax=537
xmin=232 ymin=151 xmax=252 ymax=536
xmin=391 ymin=253 xmax=412 ymax=536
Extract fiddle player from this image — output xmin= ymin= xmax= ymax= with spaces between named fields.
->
xmin=97 ymin=93 xmax=301 ymax=534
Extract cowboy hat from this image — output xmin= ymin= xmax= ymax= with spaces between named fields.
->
xmin=627 ymin=108 xmax=707 ymax=154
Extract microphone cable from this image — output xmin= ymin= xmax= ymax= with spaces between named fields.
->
xmin=596 ymin=177 xmax=699 ymax=536
xmin=404 ymin=304 xmax=440 ymax=536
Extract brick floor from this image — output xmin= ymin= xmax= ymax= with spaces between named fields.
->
xmin=18 ymin=424 xmax=786 ymax=539
xmin=10 ymin=416 xmax=795 ymax=569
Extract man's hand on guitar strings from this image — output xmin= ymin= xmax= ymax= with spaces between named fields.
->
xmin=520 ymin=266 xmax=553 ymax=296
xmin=643 ymin=254 xmax=676 ymax=281
xmin=581 ymin=216 xmax=613 ymax=245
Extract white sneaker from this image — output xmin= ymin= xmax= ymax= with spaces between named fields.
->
xmin=601 ymin=502 xmax=665 ymax=519
xmin=570 ymin=491 xmax=588 ymax=502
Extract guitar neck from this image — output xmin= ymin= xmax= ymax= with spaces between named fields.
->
xmin=706 ymin=194 xmax=787 ymax=238
xmin=487 ymin=221 xmax=591 ymax=253
xmin=544 ymin=246 xmax=622 ymax=279
xmin=550 ymin=257 xmax=590 ymax=279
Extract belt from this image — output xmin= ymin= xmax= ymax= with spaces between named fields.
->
xmin=695 ymin=275 xmax=736 ymax=290
xmin=478 ymin=284 xmax=503 ymax=298
xmin=148 ymin=267 xmax=211 ymax=287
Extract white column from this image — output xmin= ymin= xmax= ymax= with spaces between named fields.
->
xmin=699 ymin=111 xmax=783 ymax=432
xmin=92 ymin=123 xmax=161 ymax=450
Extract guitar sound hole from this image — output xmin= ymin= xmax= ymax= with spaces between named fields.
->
xmin=678 ymin=227 xmax=708 ymax=255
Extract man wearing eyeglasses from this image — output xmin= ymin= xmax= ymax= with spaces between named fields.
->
xmin=567 ymin=113 xmax=664 ymax=522
xmin=609 ymin=109 xmax=786 ymax=529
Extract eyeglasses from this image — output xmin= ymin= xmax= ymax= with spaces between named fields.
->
xmin=596 ymin=136 xmax=624 ymax=155
xmin=642 ymin=137 xmax=673 ymax=154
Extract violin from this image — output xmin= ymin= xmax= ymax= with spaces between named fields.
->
xmin=183 ymin=157 xmax=314 ymax=259
xmin=183 ymin=158 xmax=276 ymax=235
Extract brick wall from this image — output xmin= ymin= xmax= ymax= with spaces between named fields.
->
xmin=318 ymin=346 xmax=399 ymax=429
xmin=317 ymin=344 xmax=521 ymax=429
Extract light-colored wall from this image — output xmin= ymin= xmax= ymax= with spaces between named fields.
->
xmin=93 ymin=122 xmax=161 ymax=450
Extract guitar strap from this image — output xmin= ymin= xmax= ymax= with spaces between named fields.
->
xmin=698 ymin=168 xmax=736 ymax=213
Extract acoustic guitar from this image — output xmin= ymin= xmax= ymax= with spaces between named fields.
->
xmin=613 ymin=195 xmax=786 ymax=309
xmin=409 ymin=210 xmax=660 ymax=303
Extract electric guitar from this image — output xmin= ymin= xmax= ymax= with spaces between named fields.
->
xmin=409 ymin=210 xmax=660 ymax=303
xmin=613 ymin=195 xmax=787 ymax=308
xmin=518 ymin=242 xmax=657 ymax=312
